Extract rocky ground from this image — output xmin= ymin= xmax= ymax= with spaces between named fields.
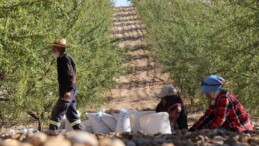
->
xmin=0 ymin=129 xmax=259 ymax=146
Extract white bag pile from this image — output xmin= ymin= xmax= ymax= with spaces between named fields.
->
xmin=59 ymin=109 xmax=171 ymax=135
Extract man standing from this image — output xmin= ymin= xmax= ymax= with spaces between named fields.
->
xmin=190 ymin=75 xmax=253 ymax=132
xmin=49 ymin=38 xmax=82 ymax=130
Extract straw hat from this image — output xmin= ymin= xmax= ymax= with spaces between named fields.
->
xmin=50 ymin=38 xmax=68 ymax=48
xmin=156 ymin=84 xmax=177 ymax=98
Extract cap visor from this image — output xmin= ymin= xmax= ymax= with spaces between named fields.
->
xmin=201 ymin=86 xmax=222 ymax=94
xmin=156 ymin=93 xmax=166 ymax=98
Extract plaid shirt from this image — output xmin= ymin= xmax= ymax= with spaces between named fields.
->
xmin=191 ymin=90 xmax=253 ymax=132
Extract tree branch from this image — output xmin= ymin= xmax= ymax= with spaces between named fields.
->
xmin=27 ymin=110 xmax=42 ymax=131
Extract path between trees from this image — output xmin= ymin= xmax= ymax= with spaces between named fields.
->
xmin=102 ymin=6 xmax=171 ymax=111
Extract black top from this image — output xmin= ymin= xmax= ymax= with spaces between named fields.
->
xmin=57 ymin=52 xmax=77 ymax=96
xmin=155 ymin=102 xmax=166 ymax=113
xmin=156 ymin=94 xmax=188 ymax=129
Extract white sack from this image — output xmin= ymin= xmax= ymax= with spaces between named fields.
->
xmin=113 ymin=113 xmax=119 ymax=121
xmin=139 ymin=112 xmax=172 ymax=135
xmin=81 ymin=119 xmax=94 ymax=133
xmin=101 ymin=113 xmax=117 ymax=131
xmin=115 ymin=109 xmax=132 ymax=133
xmin=87 ymin=112 xmax=111 ymax=134
xmin=129 ymin=111 xmax=155 ymax=133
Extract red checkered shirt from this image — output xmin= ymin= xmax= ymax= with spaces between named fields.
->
xmin=191 ymin=90 xmax=253 ymax=132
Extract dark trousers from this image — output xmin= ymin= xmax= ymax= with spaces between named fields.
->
xmin=49 ymin=90 xmax=82 ymax=130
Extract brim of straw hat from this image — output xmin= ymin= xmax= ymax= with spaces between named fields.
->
xmin=49 ymin=43 xmax=69 ymax=48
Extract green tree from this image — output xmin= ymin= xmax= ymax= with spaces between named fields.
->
xmin=0 ymin=0 xmax=126 ymax=130
xmin=133 ymin=0 xmax=259 ymax=115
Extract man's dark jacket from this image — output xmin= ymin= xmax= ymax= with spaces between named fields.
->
xmin=57 ymin=52 xmax=77 ymax=96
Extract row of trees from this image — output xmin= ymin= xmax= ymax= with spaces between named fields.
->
xmin=133 ymin=0 xmax=258 ymax=115
xmin=0 ymin=0 xmax=126 ymax=129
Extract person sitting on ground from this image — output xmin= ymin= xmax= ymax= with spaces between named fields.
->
xmin=189 ymin=75 xmax=253 ymax=132
xmin=156 ymin=85 xmax=188 ymax=129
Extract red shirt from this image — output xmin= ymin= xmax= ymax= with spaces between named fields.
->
xmin=191 ymin=90 xmax=253 ymax=132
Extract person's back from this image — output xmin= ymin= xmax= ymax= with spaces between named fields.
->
xmin=57 ymin=53 xmax=77 ymax=96
xmin=215 ymin=90 xmax=253 ymax=132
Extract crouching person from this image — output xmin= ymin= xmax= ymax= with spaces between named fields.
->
xmin=166 ymin=98 xmax=188 ymax=131
xmin=156 ymin=85 xmax=188 ymax=130
xmin=155 ymin=85 xmax=177 ymax=112
xmin=190 ymin=75 xmax=253 ymax=133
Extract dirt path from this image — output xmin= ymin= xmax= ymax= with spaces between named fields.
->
xmin=102 ymin=6 xmax=171 ymax=111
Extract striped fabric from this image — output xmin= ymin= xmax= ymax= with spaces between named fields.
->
xmin=49 ymin=120 xmax=61 ymax=127
xmin=70 ymin=119 xmax=81 ymax=127
xmin=191 ymin=90 xmax=253 ymax=132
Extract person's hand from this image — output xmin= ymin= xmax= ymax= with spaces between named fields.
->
xmin=64 ymin=92 xmax=71 ymax=101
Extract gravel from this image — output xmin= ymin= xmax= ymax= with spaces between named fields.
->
xmin=0 ymin=129 xmax=258 ymax=146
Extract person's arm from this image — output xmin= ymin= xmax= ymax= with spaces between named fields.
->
xmin=203 ymin=97 xmax=229 ymax=129
xmin=190 ymin=106 xmax=213 ymax=131
xmin=156 ymin=102 xmax=164 ymax=112
xmin=177 ymin=106 xmax=188 ymax=129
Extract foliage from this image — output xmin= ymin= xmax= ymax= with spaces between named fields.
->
xmin=0 ymin=0 xmax=126 ymax=128
xmin=133 ymin=0 xmax=259 ymax=115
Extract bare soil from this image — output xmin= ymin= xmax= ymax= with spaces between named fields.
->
xmin=102 ymin=6 xmax=171 ymax=111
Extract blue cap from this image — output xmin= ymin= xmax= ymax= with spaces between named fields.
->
xmin=201 ymin=75 xmax=225 ymax=94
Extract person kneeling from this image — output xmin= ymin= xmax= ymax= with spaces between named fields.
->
xmin=190 ymin=75 xmax=253 ymax=133
xmin=167 ymin=103 xmax=184 ymax=131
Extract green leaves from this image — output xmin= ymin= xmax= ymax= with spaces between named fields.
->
xmin=0 ymin=0 xmax=126 ymax=127
xmin=133 ymin=0 xmax=259 ymax=115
